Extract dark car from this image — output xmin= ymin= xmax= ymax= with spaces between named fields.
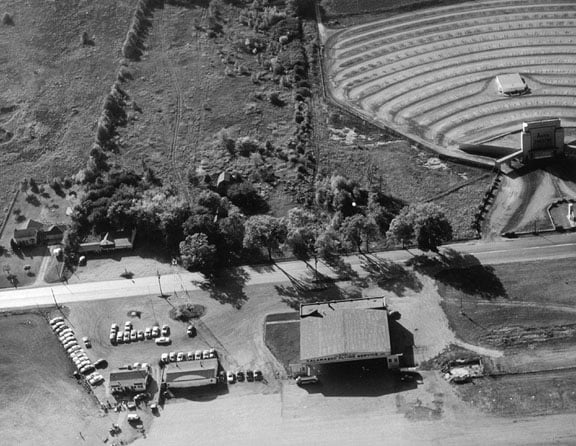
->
xmin=236 ymin=371 xmax=245 ymax=382
xmin=254 ymin=370 xmax=263 ymax=381
xmin=246 ymin=370 xmax=254 ymax=382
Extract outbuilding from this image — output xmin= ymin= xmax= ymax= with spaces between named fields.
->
xmin=496 ymin=74 xmax=528 ymax=95
xmin=164 ymin=358 xmax=219 ymax=388
xmin=109 ymin=368 xmax=149 ymax=394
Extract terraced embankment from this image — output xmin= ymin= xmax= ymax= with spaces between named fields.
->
xmin=325 ymin=0 xmax=576 ymax=165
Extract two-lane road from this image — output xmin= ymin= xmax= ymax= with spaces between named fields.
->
xmin=1 ymin=233 xmax=575 ymax=311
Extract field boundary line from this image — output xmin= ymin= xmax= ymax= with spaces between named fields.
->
xmin=0 ymin=189 xmax=18 ymax=241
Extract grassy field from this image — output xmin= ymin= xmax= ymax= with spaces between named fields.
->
xmin=0 ymin=0 xmax=133 ymax=224
xmin=264 ymin=312 xmax=300 ymax=371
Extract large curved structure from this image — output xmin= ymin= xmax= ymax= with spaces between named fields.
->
xmin=325 ymin=0 xmax=576 ymax=164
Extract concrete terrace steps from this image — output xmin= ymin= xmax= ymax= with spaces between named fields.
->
xmin=324 ymin=0 xmax=576 ymax=161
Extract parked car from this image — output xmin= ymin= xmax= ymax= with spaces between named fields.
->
xmin=127 ymin=414 xmax=140 ymax=423
xmin=155 ymin=336 xmax=171 ymax=346
xmin=246 ymin=370 xmax=254 ymax=382
xmin=82 ymin=337 xmax=91 ymax=348
xmin=202 ymin=350 xmax=210 ymax=359
xmin=130 ymin=331 xmax=137 ymax=342
xmin=145 ymin=327 xmax=152 ymax=339
xmin=137 ymin=330 xmax=145 ymax=341
xmin=254 ymin=370 xmax=263 ymax=381
xmin=209 ymin=348 xmax=216 ymax=358
xmin=50 ymin=316 xmax=65 ymax=325
xmin=236 ymin=371 xmax=245 ymax=382
xmin=80 ymin=365 xmax=95 ymax=375
xmin=194 ymin=350 xmax=202 ymax=360
xmin=109 ymin=333 xmax=117 ymax=344
xmin=64 ymin=340 xmax=78 ymax=349
xmin=187 ymin=325 xmax=196 ymax=337
xmin=123 ymin=332 xmax=131 ymax=343
xmin=94 ymin=359 xmax=108 ymax=369
xmin=187 ymin=351 xmax=195 ymax=361
xmin=169 ymin=352 xmax=177 ymax=362
xmin=52 ymin=321 xmax=65 ymax=330
xmin=296 ymin=375 xmax=319 ymax=386
xmin=116 ymin=332 xmax=124 ymax=344
xmin=110 ymin=323 xmax=119 ymax=332
xmin=227 ymin=371 xmax=235 ymax=384
xmin=161 ymin=353 xmax=169 ymax=364
xmin=176 ymin=352 xmax=184 ymax=362
xmin=161 ymin=325 xmax=170 ymax=336
xmin=151 ymin=326 xmax=160 ymax=338
xmin=124 ymin=321 xmax=132 ymax=331
xmin=88 ymin=373 xmax=104 ymax=386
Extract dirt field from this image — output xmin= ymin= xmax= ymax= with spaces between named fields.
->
xmin=0 ymin=312 xmax=112 ymax=446
xmin=324 ymin=0 xmax=576 ymax=163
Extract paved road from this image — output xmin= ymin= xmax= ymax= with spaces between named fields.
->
xmin=1 ymin=233 xmax=576 ymax=311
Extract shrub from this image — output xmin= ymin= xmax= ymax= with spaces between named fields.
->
xmin=269 ymin=91 xmax=284 ymax=106
xmin=2 ymin=13 xmax=14 ymax=26
xmin=235 ymin=136 xmax=259 ymax=157
xmin=169 ymin=304 xmax=206 ymax=322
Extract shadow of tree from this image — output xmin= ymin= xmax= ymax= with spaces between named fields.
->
xmin=196 ymin=268 xmax=250 ymax=309
xmin=407 ymin=248 xmax=507 ymax=300
xmin=276 ymin=269 xmax=362 ymax=310
xmin=360 ymin=254 xmax=422 ymax=296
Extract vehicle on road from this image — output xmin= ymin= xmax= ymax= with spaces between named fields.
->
xmin=155 ymin=337 xmax=171 ymax=346
xmin=227 ymin=371 xmax=235 ymax=384
xmin=236 ymin=371 xmax=245 ymax=382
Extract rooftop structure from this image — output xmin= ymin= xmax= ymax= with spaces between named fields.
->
xmin=300 ymin=297 xmax=399 ymax=366
xmin=496 ymin=74 xmax=528 ymax=95
xmin=109 ymin=367 xmax=149 ymax=394
xmin=164 ymin=358 xmax=219 ymax=388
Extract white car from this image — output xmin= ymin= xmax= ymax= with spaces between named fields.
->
xmin=49 ymin=316 xmax=64 ymax=325
xmin=151 ymin=326 xmax=160 ymax=338
xmin=176 ymin=352 xmax=184 ymax=362
xmin=169 ymin=352 xmax=177 ymax=362
xmin=209 ymin=348 xmax=216 ymax=358
xmin=161 ymin=353 xmax=169 ymax=364
xmin=124 ymin=321 xmax=132 ymax=331
xmin=155 ymin=337 xmax=171 ymax=346
xmin=227 ymin=371 xmax=235 ymax=384
xmin=88 ymin=373 xmax=104 ymax=386
xmin=186 ymin=351 xmax=194 ymax=361
xmin=161 ymin=325 xmax=170 ymax=336
xmin=202 ymin=350 xmax=210 ymax=359
xmin=194 ymin=350 xmax=202 ymax=360
xmin=68 ymin=345 xmax=81 ymax=353
xmin=110 ymin=323 xmax=119 ymax=332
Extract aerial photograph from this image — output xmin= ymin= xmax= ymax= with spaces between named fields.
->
xmin=2 ymin=0 xmax=576 ymax=444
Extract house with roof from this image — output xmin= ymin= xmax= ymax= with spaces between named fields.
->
xmin=109 ymin=367 xmax=149 ymax=394
xmin=13 ymin=219 xmax=67 ymax=246
xmin=78 ymin=229 xmax=136 ymax=254
xmin=299 ymin=297 xmax=401 ymax=369
xmin=164 ymin=358 xmax=219 ymax=388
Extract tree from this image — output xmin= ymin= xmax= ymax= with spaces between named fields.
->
xmin=217 ymin=212 xmax=246 ymax=258
xmin=243 ymin=215 xmax=287 ymax=261
xmin=29 ymin=178 xmax=39 ymax=194
xmin=315 ymin=227 xmax=340 ymax=261
xmin=179 ymin=233 xmax=217 ymax=273
xmin=387 ymin=203 xmax=452 ymax=252
xmin=340 ymin=214 xmax=378 ymax=253
xmin=19 ymin=179 xmax=29 ymax=196
xmin=285 ymin=207 xmax=323 ymax=275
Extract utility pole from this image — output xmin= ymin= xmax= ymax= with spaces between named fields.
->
xmin=157 ymin=270 xmax=164 ymax=297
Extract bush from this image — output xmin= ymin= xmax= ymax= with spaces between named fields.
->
xmin=2 ymin=13 xmax=14 ymax=26
xmin=235 ymin=136 xmax=260 ymax=157
xmin=269 ymin=91 xmax=284 ymax=106
xmin=169 ymin=304 xmax=206 ymax=322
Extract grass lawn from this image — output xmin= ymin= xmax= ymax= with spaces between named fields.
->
xmin=264 ymin=312 xmax=300 ymax=371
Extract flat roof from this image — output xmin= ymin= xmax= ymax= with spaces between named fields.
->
xmin=300 ymin=298 xmax=391 ymax=361
xmin=109 ymin=369 xmax=148 ymax=383
xmin=496 ymin=74 xmax=526 ymax=92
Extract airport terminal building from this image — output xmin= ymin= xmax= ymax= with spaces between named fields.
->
xmin=299 ymin=297 xmax=401 ymax=369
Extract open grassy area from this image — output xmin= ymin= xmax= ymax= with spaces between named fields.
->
xmin=264 ymin=312 xmax=300 ymax=371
